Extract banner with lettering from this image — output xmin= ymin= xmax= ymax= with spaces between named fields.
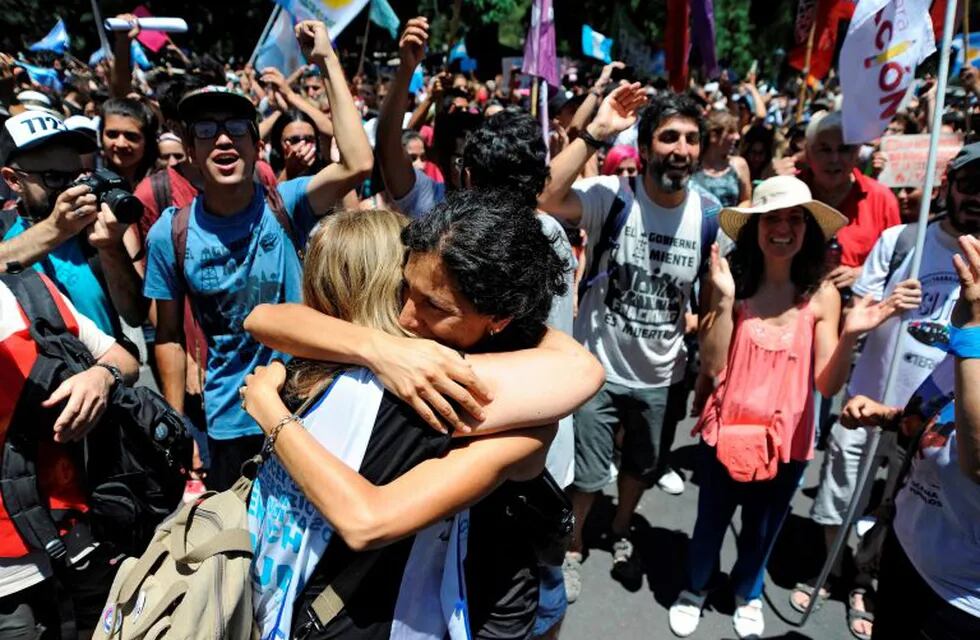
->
xmin=840 ymin=0 xmax=936 ymax=144
xmin=877 ymin=132 xmax=964 ymax=188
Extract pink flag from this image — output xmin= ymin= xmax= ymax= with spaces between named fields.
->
xmin=133 ymin=5 xmax=170 ymax=53
xmin=522 ymin=0 xmax=559 ymax=87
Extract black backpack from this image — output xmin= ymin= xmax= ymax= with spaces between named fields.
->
xmin=0 ymin=269 xmax=192 ymax=559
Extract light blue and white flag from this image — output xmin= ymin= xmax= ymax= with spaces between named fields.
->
xmin=370 ymin=0 xmax=400 ymax=39
xmin=408 ymin=64 xmax=425 ymax=94
xmin=581 ymin=24 xmax=613 ymax=64
xmin=130 ymin=40 xmax=153 ymax=70
xmin=16 ymin=61 xmax=62 ymax=92
xmin=29 ymin=18 xmax=70 ymax=55
xmin=255 ymin=7 xmax=305 ymax=76
xmin=275 ymin=0 xmax=368 ymax=34
xmin=448 ymin=40 xmax=468 ymax=64
xmin=951 ymin=32 xmax=980 ymax=76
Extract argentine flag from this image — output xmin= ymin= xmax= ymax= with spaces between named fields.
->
xmin=951 ymin=33 xmax=980 ymax=76
xmin=255 ymin=8 xmax=305 ymax=77
xmin=581 ymin=24 xmax=613 ymax=64
xmin=29 ymin=18 xmax=70 ymax=55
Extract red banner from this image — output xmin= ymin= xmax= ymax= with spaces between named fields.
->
xmin=788 ymin=0 xmax=857 ymax=80
xmin=666 ymin=0 xmax=690 ymax=92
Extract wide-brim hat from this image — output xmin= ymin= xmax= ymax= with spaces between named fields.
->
xmin=720 ymin=175 xmax=847 ymax=242
xmin=178 ymin=86 xmax=257 ymax=123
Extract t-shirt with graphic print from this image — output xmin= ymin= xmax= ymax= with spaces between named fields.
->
xmin=848 ymin=221 xmax=961 ymax=406
xmin=893 ymin=356 xmax=980 ymax=617
xmin=143 ymin=178 xmax=316 ymax=440
xmin=572 ymin=175 xmax=705 ymax=388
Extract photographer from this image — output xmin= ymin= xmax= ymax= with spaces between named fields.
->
xmin=0 ymin=110 xmax=148 ymax=345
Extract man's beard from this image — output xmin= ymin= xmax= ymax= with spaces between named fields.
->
xmin=947 ymin=193 xmax=980 ymax=235
xmin=21 ymin=191 xmax=57 ymax=222
xmin=648 ymin=154 xmax=695 ymax=194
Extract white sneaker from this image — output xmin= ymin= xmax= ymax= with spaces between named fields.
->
xmin=562 ymin=552 xmax=583 ymax=604
xmin=657 ymin=469 xmax=685 ymax=495
xmin=732 ymin=597 xmax=765 ymax=638
xmin=668 ymin=590 xmax=705 ymax=637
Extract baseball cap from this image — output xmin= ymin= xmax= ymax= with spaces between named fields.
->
xmin=0 ymin=110 xmax=97 ymax=167
xmin=178 ymin=86 xmax=257 ymax=123
xmin=16 ymin=90 xmax=52 ymax=108
xmin=949 ymin=142 xmax=980 ymax=172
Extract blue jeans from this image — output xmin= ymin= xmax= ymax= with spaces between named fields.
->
xmin=532 ymin=563 xmax=567 ymax=636
xmin=686 ymin=442 xmax=806 ymax=600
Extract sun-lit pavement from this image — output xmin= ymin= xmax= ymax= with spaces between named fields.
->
xmin=561 ymin=414 xmax=855 ymax=640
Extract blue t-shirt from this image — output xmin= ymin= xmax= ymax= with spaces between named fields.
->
xmin=143 ymin=178 xmax=316 ymax=440
xmin=2 ymin=215 xmax=117 ymax=336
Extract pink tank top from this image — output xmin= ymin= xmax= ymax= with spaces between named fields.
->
xmin=695 ymin=298 xmax=817 ymax=463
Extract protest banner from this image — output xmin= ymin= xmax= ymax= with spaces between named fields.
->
xmin=877 ymin=132 xmax=964 ymax=188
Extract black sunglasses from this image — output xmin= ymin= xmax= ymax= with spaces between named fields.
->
xmin=955 ymin=176 xmax=980 ymax=196
xmin=13 ymin=168 xmax=80 ymax=189
xmin=191 ymin=118 xmax=253 ymax=140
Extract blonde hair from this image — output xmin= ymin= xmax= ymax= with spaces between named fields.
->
xmin=287 ymin=208 xmax=411 ymax=399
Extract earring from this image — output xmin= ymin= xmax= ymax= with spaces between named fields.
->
xmin=489 ymin=327 xmax=498 ymax=337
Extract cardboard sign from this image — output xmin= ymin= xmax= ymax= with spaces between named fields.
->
xmin=877 ymin=133 xmax=964 ymax=189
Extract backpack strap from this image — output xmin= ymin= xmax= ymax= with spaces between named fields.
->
xmin=150 ymin=169 xmax=172 ymax=220
xmin=0 ymin=206 xmax=17 ymax=240
xmin=0 ymin=270 xmax=90 ymax=561
xmin=884 ymin=220 xmax=929 ymax=288
xmin=262 ymin=183 xmax=304 ymax=262
xmin=306 ymin=551 xmax=384 ymax=629
xmin=577 ymin=176 xmax=634 ymax=302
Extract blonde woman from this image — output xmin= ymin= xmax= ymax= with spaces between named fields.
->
xmin=243 ymin=192 xmax=603 ymax=639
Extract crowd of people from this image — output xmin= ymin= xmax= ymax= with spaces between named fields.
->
xmin=0 ymin=8 xmax=978 ymax=640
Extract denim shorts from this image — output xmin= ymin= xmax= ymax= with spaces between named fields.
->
xmin=532 ymin=563 xmax=567 ymax=636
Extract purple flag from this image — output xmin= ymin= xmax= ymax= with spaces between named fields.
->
xmin=522 ymin=0 xmax=559 ymax=87
xmin=691 ymin=0 xmax=719 ymax=79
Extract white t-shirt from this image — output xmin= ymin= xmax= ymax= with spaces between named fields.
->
xmin=848 ymin=222 xmax=961 ymax=406
xmin=572 ymin=176 xmax=704 ymax=388
xmin=539 ymin=213 xmax=576 ymax=488
xmin=0 ymin=280 xmax=115 ymax=598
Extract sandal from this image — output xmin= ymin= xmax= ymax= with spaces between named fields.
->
xmin=789 ymin=581 xmax=830 ymax=613
xmin=847 ymin=588 xmax=875 ymax=640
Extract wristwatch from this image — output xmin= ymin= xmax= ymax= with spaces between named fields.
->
xmin=95 ymin=363 xmax=123 ymax=389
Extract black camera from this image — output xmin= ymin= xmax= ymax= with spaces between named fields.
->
xmin=73 ymin=169 xmax=143 ymax=225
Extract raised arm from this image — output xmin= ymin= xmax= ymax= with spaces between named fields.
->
xmin=378 ymin=17 xmax=430 ymax=200
xmin=88 ymin=203 xmax=148 ymax=326
xmin=243 ymin=361 xmax=554 ymax=551
xmin=537 ymin=83 xmax=647 ymax=226
xmin=244 ymin=302 xmax=603 ymax=433
xmin=295 ymin=20 xmax=373 ymax=214
xmin=259 ymin=66 xmax=334 ymax=139
xmin=0 ymin=185 xmax=97 ymax=273
xmin=109 ymin=13 xmax=139 ymax=99
xmin=698 ymin=244 xmax=736 ymax=377
xmin=952 ymin=235 xmax=980 ymax=484
xmin=566 ymin=61 xmax=623 ymax=139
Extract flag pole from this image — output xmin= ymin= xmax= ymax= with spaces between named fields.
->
xmin=249 ymin=4 xmax=283 ymax=68
xmin=965 ymin=0 xmax=972 ymax=139
xmin=796 ymin=17 xmax=816 ymax=123
xmin=357 ymin=11 xmax=371 ymax=78
xmin=796 ymin=0 xmax=961 ymax=626
xmin=90 ymin=0 xmax=112 ymax=62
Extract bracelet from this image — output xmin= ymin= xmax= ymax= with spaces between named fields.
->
xmin=95 ymin=363 xmax=123 ymax=389
xmin=579 ymin=130 xmax=611 ymax=151
xmin=947 ymin=325 xmax=980 ymax=359
xmin=263 ymin=414 xmax=303 ymax=457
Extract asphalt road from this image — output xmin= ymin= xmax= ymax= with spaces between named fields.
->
xmin=560 ymin=414 xmax=857 ymax=640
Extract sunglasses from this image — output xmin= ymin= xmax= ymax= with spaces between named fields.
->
xmin=408 ymin=152 xmax=424 ymax=162
xmin=191 ymin=119 xmax=253 ymax=140
xmin=283 ymin=135 xmax=316 ymax=146
xmin=616 ymin=166 xmax=639 ymax=177
xmin=13 ymin=167 xmax=80 ymax=189
xmin=954 ymin=175 xmax=980 ymax=196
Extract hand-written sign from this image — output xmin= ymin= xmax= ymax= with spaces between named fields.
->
xmin=878 ymin=133 xmax=964 ymax=188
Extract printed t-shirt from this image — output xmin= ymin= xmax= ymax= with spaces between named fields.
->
xmin=894 ymin=357 xmax=980 ymax=618
xmin=849 ymin=222 xmax=961 ymax=406
xmin=572 ymin=175 xmax=705 ymax=388
xmin=143 ymin=178 xmax=316 ymax=440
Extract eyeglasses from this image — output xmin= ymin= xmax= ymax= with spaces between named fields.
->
xmin=954 ymin=175 xmax=980 ymax=196
xmin=408 ymin=152 xmax=424 ymax=162
xmin=12 ymin=167 xmax=80 ymax=189
xmin=190 ymin=119 xmax=253 ymax=140
xmin=616 ymin=166 xmax=639 ymax=177
xmin=283 ymin=135 xmax=316 ymax=146
xmin=303 ymin=84 xmax=321 ymax=93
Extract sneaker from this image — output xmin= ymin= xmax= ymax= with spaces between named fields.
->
xmin=610 ymin=536 xmax=643 ymax=590
xmin=732 ymin=597 xmax=765 ymax=638
xmin=657 ymin=469 xmax=685 ymax=495
xmin=562 ymin=551 xmax=583 ymax=604
xmin=668 ymin=590 xmax=706 ymax=637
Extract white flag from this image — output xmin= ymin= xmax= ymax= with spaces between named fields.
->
xmin=840 ymin=0 xmax=936 ymax=144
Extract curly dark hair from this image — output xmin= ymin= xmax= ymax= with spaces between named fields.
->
xmin=461 ymin=107 xmax=550 ymax=207
xmin=402 ymin=188 xmax=568 ymax=352
xmin=728 ymin=211 xmax=827 ymax=300
xmin=637 ymin=93 xmax=705 ymax=153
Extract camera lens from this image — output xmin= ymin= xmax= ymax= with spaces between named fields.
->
xmin=102 ymin=189 xmax=144 ymax=225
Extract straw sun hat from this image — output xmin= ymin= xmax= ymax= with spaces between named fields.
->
xmin=719 ymin=175 xmax=848 ymax=242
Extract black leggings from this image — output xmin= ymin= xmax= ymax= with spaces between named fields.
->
xmin=873 ymin=530 xmax=980 ymax=639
